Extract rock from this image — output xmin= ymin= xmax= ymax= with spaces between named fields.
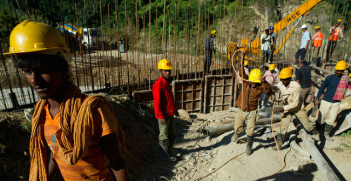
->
xmin=178 ymin=109 xmax=190 ymax=120
xmin=19 ymin=176 xmax=23 ymax=179
xmin=24 ymin=151 xmax=27 ymax=156
xmin=209 ymin=167 xmax=216 ymax=171
xmin=182 ymin=155 xmax=191 ymax=161
xmin=188 ymin=162 xmax=194 ymax=166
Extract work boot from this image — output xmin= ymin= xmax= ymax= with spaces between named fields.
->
xmin=231 ymin=132 xmax=239 ymax=142
xmin=159 ymin=140 xmax=176 ymax=162
xmin=310 ymin=128 xmax=320 ymax=142
xmin=169 ymin=138 xmax=182 ymax=158
xmin=272 ymin=134 xmax=285 ymax=150
xmin=245 ymin=135 xmax=254 ymax=156
xmin=324 ymin=124 xmax=334 ymax=142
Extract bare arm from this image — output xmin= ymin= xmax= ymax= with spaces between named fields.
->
xmin=101 ymin=132 xmax=131 ymax=181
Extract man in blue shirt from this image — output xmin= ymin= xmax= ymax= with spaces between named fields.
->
xmin=295 ymin=61 xmax=312 ymax=109
xmin=315 ymin=60 xmax=348 ymax=142
xmin=295 ymin=24 xmax=310 ymax=64
xmin=205 ymin=30 xmax=216 ymax=74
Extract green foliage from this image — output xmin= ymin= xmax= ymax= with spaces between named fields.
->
xmin=339 ymin=130 xmax=351 ymax=137
xmin=0 ymin=144 xmax=5 ymax=149
xmin=146 ymin=101 xmax=154 ymax=108
xmin=341 ymin=143 xmax=351 ymax=148
xmin=21 ymin=120 xmax=32 ymax=133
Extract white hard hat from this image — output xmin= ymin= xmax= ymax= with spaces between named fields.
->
xmin=301 ymin=24 xmax=307 ymax=29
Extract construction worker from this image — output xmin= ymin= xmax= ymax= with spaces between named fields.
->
xmin=232 ymin=51 xmax=273 ymax=156
xmin=315 ymin=60 xmax=349 ymax=142
xmin=326 ymin=19 xmax=344 ymax=62
xmin=272 ymin=68 xmax=318 ymax=150
xmin=237 ymin=60 xmax=250 ymax=95
xmin=205 ymin=30 xmax=217 ymax=74
xmin=4 ymin=20 xmax=130 ymax=180
xmin=295 ymin=24 xmax=310 ymax=64
xmin=311 ymin=26 xmax=323 ymax=64
xmin=269 ymin=26 xmax=278 ymax=63
xmin=260 ymin=64 xmax=279 ymax=109
xmin=295 ymin=61 xmax=312 ymax=109
xmin=260 ymin=29 xmax=273 ymax=67
xmin=153 ymin=59 xmax=181 ymax=162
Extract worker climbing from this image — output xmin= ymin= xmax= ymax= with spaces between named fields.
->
xmin=326 ymin=19 xmax=344 ymax=62
xmin=153 ymin=59 xmax=182 ymax=162
xmin=205 ymin=30 xmax=217 ymax=74
xmin=3 ymin=20 xmax=131 ymax=181
xmin=315 ymin=60 xmax=350 ymax=142
xmin=232 ymin=51 xmax=273 ymax=156
xmin=272 ymin=67 xmax=319 ymax=150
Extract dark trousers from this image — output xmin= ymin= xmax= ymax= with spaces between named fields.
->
xmin=325 ymin=41 xmax=337 ymax=62
xmin=295 ymin=48 xmax=307 ymax=61
xmin=205 ymin=50 xmax=212 ymax=73
xmin=261 ymin=50 xmax=269 ymax=65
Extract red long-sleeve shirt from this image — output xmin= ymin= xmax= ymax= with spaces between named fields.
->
xmin=152 ymin=76 xmax=176 ymax=119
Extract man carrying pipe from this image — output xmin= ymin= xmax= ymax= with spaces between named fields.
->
xmin=315 ymin=60 xmax=350 ymax=142
xmin=205 ymin=30 xmax=217 ymax=74
xmin=326 ymin=19 xmax=343 ymax=62
xmin=272 ymin=68 xmax=319 ymax=150
xmin=232 ymin=51 xmax=273 ymax=156
xmin=4 ymin=20 xmax=130 ymax=181
xmin=153 ymin=59 xmax=181 ymax=162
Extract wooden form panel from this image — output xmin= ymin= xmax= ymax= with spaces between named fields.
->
xmin=173 ymin=79 xmax=203 ymax=113
xmin=132 ymin=90 xmax=153 ymax=103
xmin=204 ymin=75 xmax=234 ymax=113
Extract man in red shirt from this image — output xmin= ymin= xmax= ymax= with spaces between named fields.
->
xmin=153 ymin=59 xmax=181 ymax=162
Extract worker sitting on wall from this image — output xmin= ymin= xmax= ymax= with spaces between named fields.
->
xmin=295 ymin=24 xmax=310 ymax=64
xmin=260 ymin=64 xmax=279 ymax=110
xmin=272 ymin=68 xmax=319 ymax=150
xmin=315 ymin=60 xmax=350 ymax=142
xmin=4 ymin=20 xmax=130 ymax=181
xmin=232 ymin=51 xmax=273 ymax=156
xmin=260 ymin=29 xmax=273 ymax=67
xmin=311 ymin=26 xmax=323 ymax=65
xmin=205 ymin=30 xmax=217 ymax=74
xmin=326 ymin=19 xmax=343 ymax=62
xmin=153 ymin=59 xmax=181 ymax=162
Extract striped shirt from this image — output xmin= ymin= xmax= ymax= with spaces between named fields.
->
xmin=44 ymin=98 xmax=118 ymax=181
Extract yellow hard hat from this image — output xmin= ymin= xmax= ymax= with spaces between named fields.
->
xmin=248 ymin=69 xmax=262 ymax=83
xmin=335 ymin=60 xmax=347 ymax=70
xmin=288 ymin=65 xmax=294 ymax=70
xmin=278 ymin=68 xmax=293 ymax=79
xmin=315 ymin=26 xmax=321 ymax=29
xmin=349 ymin=73 xmax=351 ymax=77
xmin=211 ymin=30 xmax=217 ymax=36
xmin=3 ymin=20 xmax=69 ymax=55
xmin=337 ymin=19 xmax=342 ymax=23
xmin=158 ymin=59 xmax=173 ymax=70
xmin=244 ymin=60 xmax=249 ymax=66
xmin=269 ymin=64 xmax=276 ymax=70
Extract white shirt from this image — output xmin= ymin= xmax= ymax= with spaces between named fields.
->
xmin=276 ymin=81 xmax=302 ymax=113
xmin=264 ymin=69 xmax=280 ymax=85
xmin=260 ymin=34 xmax=273 ymax=51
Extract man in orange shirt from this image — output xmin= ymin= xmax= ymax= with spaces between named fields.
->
xmin=311 ymin=26 xmax=323 ymax=65
xmin=4 ymin=20 xmax=130 ymax=181
xmin=326 ymin=19 xmax=343 ymax=62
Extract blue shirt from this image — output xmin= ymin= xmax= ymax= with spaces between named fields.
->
xmin=316 ymin=74 xmax=342 ymax=103
xmin=300 ymin=31 xmax=310 ymax=49
xmin=295 ymin=65 xmax=312 ymax=88
xmin=205 ymin=36 xmax=214 ymax=49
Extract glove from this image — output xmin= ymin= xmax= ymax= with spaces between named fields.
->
xmin=273 ymin=107 xmax=284 ymax=113
xmin=158 ymin=118 xmax=166 ymax=125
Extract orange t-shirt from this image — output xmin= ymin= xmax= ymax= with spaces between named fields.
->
xmin=44 ymin=100 xmax=118 ymax=181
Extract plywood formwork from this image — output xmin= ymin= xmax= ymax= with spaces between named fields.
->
xmin=204 ymin=75 xmax=235 ymax=113
xmin=172 ymin=79 xmax=203 ymax=114
xmin=132 ymin=90 xmax=153 ymax=103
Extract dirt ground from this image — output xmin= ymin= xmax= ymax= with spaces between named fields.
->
xmin=0 ymin=94 xmax=351 ymax=181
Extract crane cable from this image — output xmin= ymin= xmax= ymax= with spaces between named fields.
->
xmin=193 ymin=49 xmax=286 ymax=181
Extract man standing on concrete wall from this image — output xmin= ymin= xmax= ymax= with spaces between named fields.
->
xmin=272 ymin=68 xmax=318 ymax=150
xmin=315 ymin=60 xmax=349 ymax=142
xmin=295 ymin=61 xmax=312 ymax=109
xmin=326 ymin=19 xmax=343 ymax=62
xmin=153 ymin=59 xmax=181 ymax=162
xmin=269 ymin=26 xmax=278 ymax=63
xmin=311 ymin=26 xmax=323 ymax=64
xmin=205 ymin=30 xmax=217 ymax=74
xmin=232 ymin=51 xmax=273 ymax=156
xmin=295 ymin=24 xmax=310 ymax=64
xmin=261 ymin=29 xmax=273 ymax=67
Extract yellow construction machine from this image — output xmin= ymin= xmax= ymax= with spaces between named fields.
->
xmin=227 ymin=0 xmax=323 ymax=61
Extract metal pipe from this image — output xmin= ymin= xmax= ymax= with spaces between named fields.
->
xmin=289 ymin=133 xmax=310 ymax=159
xmin=293 ymin=119 xmax=340 ymax=181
